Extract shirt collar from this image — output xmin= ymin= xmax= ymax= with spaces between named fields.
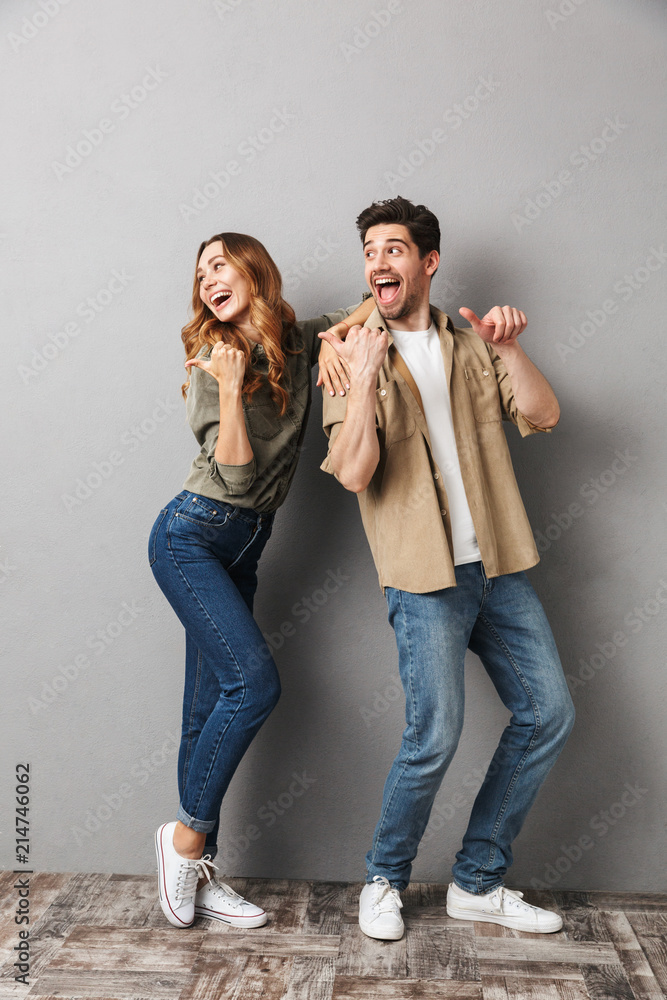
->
xmin=366 ymin=305 xmax=454 ymax=346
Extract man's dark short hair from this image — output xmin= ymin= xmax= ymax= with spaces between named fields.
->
xmin=356 ymin=196 xmax=440 ymax=258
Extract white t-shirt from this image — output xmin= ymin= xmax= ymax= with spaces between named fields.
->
xmin=388 ymin=323 xmax=481 ymax=566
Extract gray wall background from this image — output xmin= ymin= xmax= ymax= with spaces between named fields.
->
xmin=2 ymin=0 xmax=666 ymax=891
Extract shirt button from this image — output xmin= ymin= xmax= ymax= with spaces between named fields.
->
xmin=482 ymin=369 xmax=489 ymax=376
xmin=441 ymin=509 xmax=447 ymax=516
xmin=380 ymin=389 xmax=386 ymax=396
xmin=434 ymin=472 xmax=439 ymax=479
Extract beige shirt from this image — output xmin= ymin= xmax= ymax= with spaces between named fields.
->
xmin=321 ymin=305 xmax=553 ymax=593
xmin=183 ymin=305 xmax=357 ymax=512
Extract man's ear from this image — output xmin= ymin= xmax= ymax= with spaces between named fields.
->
xmin=425 ymin=250 xmax=440 ymax=276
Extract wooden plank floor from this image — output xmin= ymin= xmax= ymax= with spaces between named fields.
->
xmin=0 ymin=872 xmax=666 ymax=999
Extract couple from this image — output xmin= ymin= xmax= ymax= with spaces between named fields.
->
xmin=149 ymin=196 xmax=575 ymax=940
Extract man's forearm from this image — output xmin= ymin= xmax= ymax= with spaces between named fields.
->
xmin=330 ymin=379 xmax=380 ymax=492
xmin=493 ymin=341 xmax=560 ymax=427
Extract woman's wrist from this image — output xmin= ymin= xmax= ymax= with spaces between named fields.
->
xmin=329 ymin=321 xmax=349 ymax=338
xmin=218 ymin=381 xmax=244 ymax=402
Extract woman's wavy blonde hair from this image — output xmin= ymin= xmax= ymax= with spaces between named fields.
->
xmin=181 ymin=232 xmax=298 ymax=415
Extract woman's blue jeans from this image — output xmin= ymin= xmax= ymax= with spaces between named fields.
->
xmin=366 ymin=561 xmax=575 ymax=893
xmin=148 ymin=491 xmax=278 ymax=860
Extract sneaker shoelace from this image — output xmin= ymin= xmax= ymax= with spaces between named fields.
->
xmin=204 ymin=877 xmax=247 ymax=909
xmin=174 ymin=854 xmax=218 ymax=902
xmin=488 ymin=887 xmax=536 ymax=915
xmin=371 ymin=876 xmax=403 ymax=915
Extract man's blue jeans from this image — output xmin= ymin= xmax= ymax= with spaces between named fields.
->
xmin=365 ymin=561 xmax=575 ymax=893
xmin=148 ymin=491 xmax=278 ymax=860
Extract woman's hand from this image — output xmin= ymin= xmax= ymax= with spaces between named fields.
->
xmin=319 ymin=325 xmax=388 ymax=388
xmin=317 ymin=325 xmax=351 ymax=396
xmin=186 ymin=342 xmax=246 ymax=394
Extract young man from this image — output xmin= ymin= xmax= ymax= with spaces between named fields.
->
xmin=319 ymin=197 xmax=574 ymax=940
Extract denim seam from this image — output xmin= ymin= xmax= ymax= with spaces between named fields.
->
xmin=473 ymin=612 xmax=542 ymax=879
xmin=180 ymin=645 xmax=204 ymax=793
xmin=369 ymin=589 xmax=420 ymax=875
xmin=165 ymin=523 xmax=249 ymax=825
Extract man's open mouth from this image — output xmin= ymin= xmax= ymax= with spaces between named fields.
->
xmin=375 ymin=275 xmax=401 ymax=305
xmin=210 ymin=290 xmax=232 ymax=309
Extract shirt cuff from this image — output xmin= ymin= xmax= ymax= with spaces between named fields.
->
xmin=320 ymin=453 xmax=335 ymax=475
xmin=515 ymin=411 xmax=554 ymax=437
xmin=208 ymin=455 xmax=257 ymax=494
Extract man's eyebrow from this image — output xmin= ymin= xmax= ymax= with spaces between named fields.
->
xmin=363 ymin=237 xmax=410 ymax=250
xmin=196 ymin=254 xmax=224 ymax=275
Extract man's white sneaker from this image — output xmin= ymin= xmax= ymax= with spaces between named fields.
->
xmin=446 ymin=882 xmax=563 ymax=933
xmin=359 ymin=876 xmax=404 ymax=940
xmin=155 ymin=822 xmax=215 ymax=928
xmin=195 ymin=876 xmax=267 ymax=927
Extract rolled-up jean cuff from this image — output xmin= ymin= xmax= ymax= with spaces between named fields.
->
xmin=176 ymin=804 xmax=216 ymax=834
xmin=452 ymin=877 xmax=504 ymax=896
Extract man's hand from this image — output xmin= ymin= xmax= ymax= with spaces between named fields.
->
xmin=459 ymin=305 xmax=527 ymax=347
xmin=318 ymin=325 xmax=388 ymax=387
xmin=317 ymin=327 xmax=351 ymax=397
xmin=185 ymin=342 xmax=246 ymax=393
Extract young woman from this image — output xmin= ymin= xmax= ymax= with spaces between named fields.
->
xmin=149 ymin=232 xmax=373 ymax=929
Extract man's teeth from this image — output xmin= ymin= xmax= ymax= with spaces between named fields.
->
xmin=376 ymin=278 xmax=398 ymax=285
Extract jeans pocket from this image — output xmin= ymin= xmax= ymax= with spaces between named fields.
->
xmin=175 ymin=493 xmax=235 ymax=527
xmin=148 ymin=508 xmax=169 ymax=566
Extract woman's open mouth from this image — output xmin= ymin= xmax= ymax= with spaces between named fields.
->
xmin=210 ymin=290 xmax=232 ymax=310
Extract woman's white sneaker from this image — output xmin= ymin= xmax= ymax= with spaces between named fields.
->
xmin=359 ymin=876 xmax=404 ymax=940
xmin=195 ymin=876 xmax=267 ymax=927
xmin=446 ymin=882 xmax=563 ymax=933
xmin=155 ymin=822 xmax=215 ymax=928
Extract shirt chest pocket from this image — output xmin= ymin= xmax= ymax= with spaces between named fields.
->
xmin=245 ymin=400 xmax=289 ymax=440
xmin=464 ymin=366 xmax=502 ymax=423
xmin=376 ymin=379 xmax=416 ymax=447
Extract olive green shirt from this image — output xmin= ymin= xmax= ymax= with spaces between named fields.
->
xmin=321 ymin=305 xmax=554 ymax=593
xmin=183 ymin=305 xmax=358 ymax=512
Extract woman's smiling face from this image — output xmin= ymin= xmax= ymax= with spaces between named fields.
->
xmin=197 ymin=240 xmax=252 ymax=327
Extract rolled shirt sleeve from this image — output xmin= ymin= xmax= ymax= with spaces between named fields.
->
xmin=487 ymin=345 xmax=554 ymax=437
xmin=211 ymin=455 xmax=257 ymax=494
xmin=320 ymin=390 xmax=350 ymax=479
